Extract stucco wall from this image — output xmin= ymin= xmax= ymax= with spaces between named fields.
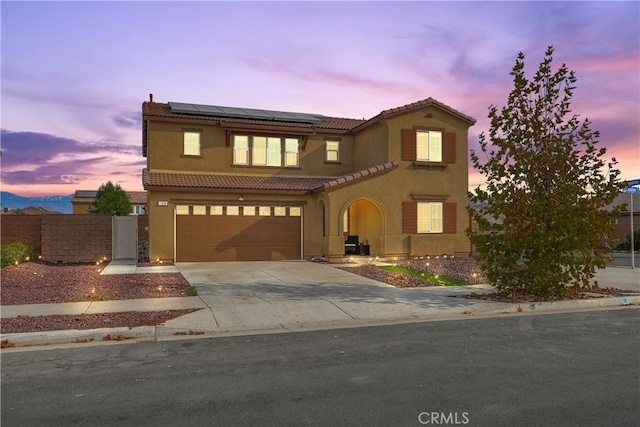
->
xmin=146 ymin=120 xmax=358 ymax=177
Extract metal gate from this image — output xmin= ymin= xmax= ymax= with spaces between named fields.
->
xmin=113 ymin=216 xmax=138 ymax=260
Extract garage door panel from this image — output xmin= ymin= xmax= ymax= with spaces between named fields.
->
xmin=176 ymin=205 xmax=301 ymax=262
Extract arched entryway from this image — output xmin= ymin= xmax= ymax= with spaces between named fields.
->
xmin=342 ymin=198 xmax=384 ymax=256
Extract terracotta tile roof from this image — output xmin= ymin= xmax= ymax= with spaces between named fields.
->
xmin=143 ymin=162 xmax=399 ymax=194
xmin=381 ymin=97 xmax=476 ymax=123
xmin=143 ymin=169 xmax=330 ymax=193
xmin=353 ymin=97 xmax=476 ymax=131
xmin=143 ymin=102 xmax=364 ymax=131
xmin=318 ymin=162 xmax=399 ymax=192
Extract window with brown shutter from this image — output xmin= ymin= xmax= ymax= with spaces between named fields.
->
xmin=443 ymin=202 xmax=457 ymax=233
xmin=402 ymin=202 xmax=417 ymax=234
xmin=402 ymin=129 xmax=416 ymax=161
xmin=443 ymin=132 xmax=456 ymax=163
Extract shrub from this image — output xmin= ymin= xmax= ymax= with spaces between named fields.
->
xmin=1 ymin=243 xmax=40 ymax=268
xmin=616 ymin=229 xmax=640 ymax=251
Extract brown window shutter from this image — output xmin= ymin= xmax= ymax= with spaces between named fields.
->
xmin=443 ymin=132 xmax=456 ymax=163
xmin=403 ymin=202 xmax=417 ymax=234
xmin=402 ymin=129 xmax=416 ymax=161
xmin=443 ymin=202 xmax=457 ymax=233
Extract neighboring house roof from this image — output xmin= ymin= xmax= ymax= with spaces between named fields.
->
xmin=608 ymin=192 xmax=640 ymax=214
xmin=2 ymin=206 xmax=61 ymax=215
xmin=72 ymin=190 xmax=147 ymax=204
xmin=142 ymin=162 xmax=398 ymax=194
xmin=141 ymin=97 xmax=476 ymax=156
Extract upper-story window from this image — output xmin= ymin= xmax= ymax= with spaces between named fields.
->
xmin=233 ymin=135 xmax=299 ymax=168
xmin=416 ymin=130 xmax=442 ymax=162
xmin=253 ymin=136 xmax=281 ymax=167
xmin=402 ymin=128 xmax=455 ymax=165
xmin=285 ymin=138 xmax=299 ymax=167
xmin=233 ymin=135 xmax=249 ymax=165
xmin=326 ymin=139 xmax=340 ymax=162
xmin=183 ymin=131 xmax=201 ymax=156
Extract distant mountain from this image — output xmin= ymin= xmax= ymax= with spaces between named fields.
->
xmin=0 ymin=192 xmax=73 ymax=214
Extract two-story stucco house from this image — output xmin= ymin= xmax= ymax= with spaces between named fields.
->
xmin=141 ymin=96 xmax=476 ymax=263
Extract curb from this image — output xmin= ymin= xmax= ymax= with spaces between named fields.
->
xmin=475 ymin=295 xmax=640 ymax=316
xmin=1 ymin=326 xmax=156 ymax=348
xmin=2 ymin=296 xmax=639 ymax=349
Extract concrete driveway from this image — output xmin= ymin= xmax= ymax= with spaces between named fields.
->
xmin=166 ymin=261 xmax=492 ymax=334
xmin=161 ymin=261 xmax=639 ymax=336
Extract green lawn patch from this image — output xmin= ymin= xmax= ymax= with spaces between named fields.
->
xmin=379 ymin=265 xmax=469 ymax=287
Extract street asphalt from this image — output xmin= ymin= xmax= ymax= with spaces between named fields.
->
xmin=2 ymin=309 xmax=639 ymax=426
xmin=1 ymin=259 xmax=639 ymax=348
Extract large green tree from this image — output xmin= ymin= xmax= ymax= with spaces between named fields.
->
xmin=467 ymin=46 xmax=625 ymax=299
xmin=89 ymin=181 xmax=132 ymax=216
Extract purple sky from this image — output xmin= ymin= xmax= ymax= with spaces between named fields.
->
xmin=2 ymin=1 xmax=638 ymax=197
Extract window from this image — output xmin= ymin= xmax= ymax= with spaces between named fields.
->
xmin=193 ymin=206 xmax=206 ymax=215
xmin=289 ymin=207 xmax=301 ymax=217
xmin=233 ymin=135 xmax=249 ymax=165
xmin=243 ymin=206 xmax=256 ymax=216
xmin=233 ymin=134 xmax=298 ymax=167
xmin=274 ymin=207 xmax=286 ymax=216
xmin=226 ymin=206 xmax=239 ymax=216
xmin=176 ymin=205 xmax=189 ymax=215
xmin=326 ymin=140 xmax=340 ymax=162
xmin=417 ymin=202 xmax=443 ymax=233
xmin=416 ymin=130 xmax=442 ymax=162
xmin=184 ymin=131 xmax=201 ymax=156
xmin=131 ymin=205 xmax=146 ymax=215
xmin=252 ymin=136 xmax=281 ymax=166
xmin=267 ymin=137 xmax=282 ymax=166
xmin=285 ymin=138 xmax=299 ymax=167
xmin=259 ymin=206 xmax=271 ymax=216
xmin=210 ymin=206 xmax=223 ymax=215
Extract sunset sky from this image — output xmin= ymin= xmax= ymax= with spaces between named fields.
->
xmin=2 ymin=1 xmax=639 ymax=197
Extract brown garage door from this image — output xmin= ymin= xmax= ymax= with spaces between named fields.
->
xmin=176 ymin=205 xmax=302 ymax=261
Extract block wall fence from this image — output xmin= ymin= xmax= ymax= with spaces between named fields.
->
xmin=1 ymin=214 xmax=149 ymax=264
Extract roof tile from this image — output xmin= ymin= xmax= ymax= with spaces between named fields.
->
xmin=143 ymin=162 xmax=399 ymax=194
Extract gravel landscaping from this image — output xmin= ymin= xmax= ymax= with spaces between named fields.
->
xmin=1 ymin=262 xmax=198 ymax=334
xmin=1 ymin=309 xmax=199 ymax=334
xmin=1 ymin=262 xmax=193 ymax=305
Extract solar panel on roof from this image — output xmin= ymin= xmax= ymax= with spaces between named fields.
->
xmin=195 ymin=105 xmax=225 ymax=114
xmin=239 ymin=108 xmax=273 ymax=119
xmin=169 ymin=102 xmax=200 ymax=113
xmin=76 ymin=191 xmax=97 ymax=197
xmin=169 ymin=102 xmax=328 ymax=124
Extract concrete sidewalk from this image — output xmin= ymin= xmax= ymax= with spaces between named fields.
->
xmin=2 ymin=261 xmax=638 ymax=348
xmin=99 ymin=259 xmax=179 ymax=275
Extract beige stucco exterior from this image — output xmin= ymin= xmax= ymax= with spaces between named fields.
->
xmin=142 ymin=99 xmax=475 ymax=262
